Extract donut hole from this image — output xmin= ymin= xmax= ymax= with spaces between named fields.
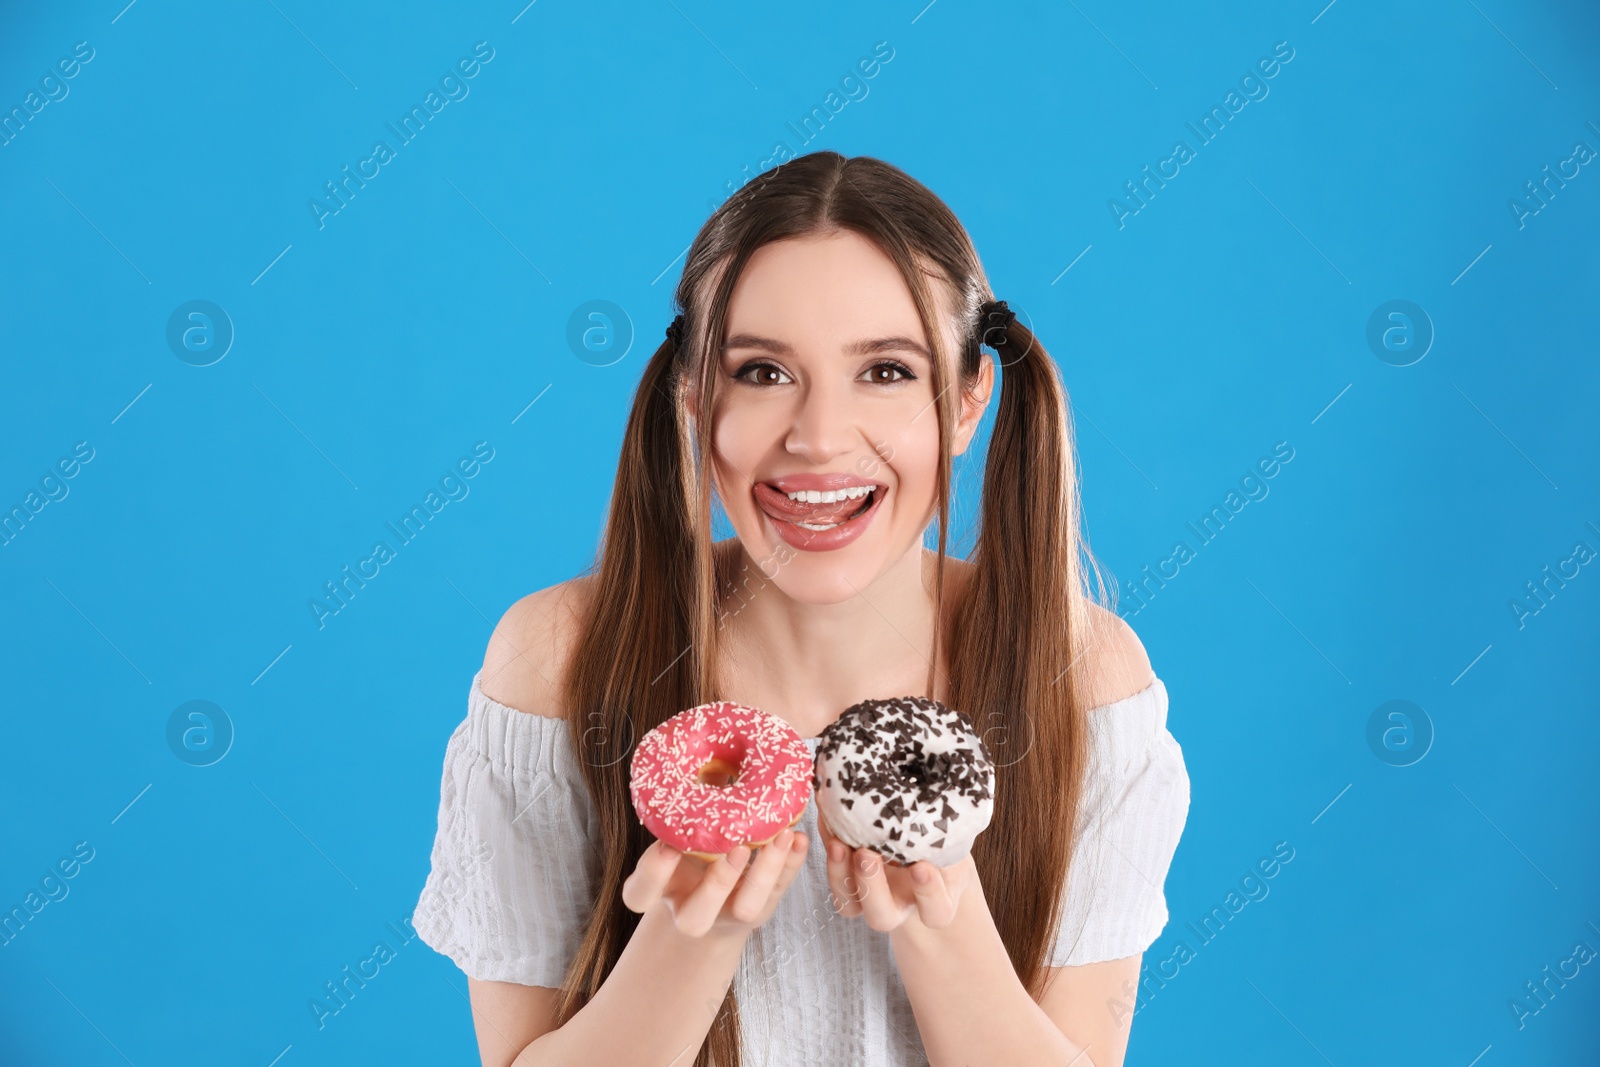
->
xmin=696 ymin=756 xmax=741 ymax=788
xmin=899 ymin=755 xmax=938 ymax=786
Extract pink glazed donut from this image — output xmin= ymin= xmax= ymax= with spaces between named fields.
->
xmin=629 ymin=701 xmax=813 ymax=861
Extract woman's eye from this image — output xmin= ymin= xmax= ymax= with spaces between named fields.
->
xmin=732 ymin=361 xmax=792 ymax=386
xmin=862 ymin=361 xmax=915 ymax=384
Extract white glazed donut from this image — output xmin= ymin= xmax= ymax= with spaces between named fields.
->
xmin=812 ymin=694 xmax=995 ymax=867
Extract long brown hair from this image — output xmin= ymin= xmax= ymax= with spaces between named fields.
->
xmin=554 ymin=151 xmax=1112 ymax=1065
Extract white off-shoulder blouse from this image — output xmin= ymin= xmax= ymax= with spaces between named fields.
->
xmin=413 ymin=671 xmax=1190 ymax=1066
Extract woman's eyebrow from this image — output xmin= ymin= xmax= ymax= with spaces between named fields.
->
xmin=722 ymin=334 xmax=931 ymax=361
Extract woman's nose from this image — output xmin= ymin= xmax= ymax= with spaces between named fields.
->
xmin=785 ymin=380 xmax=858 ymax=464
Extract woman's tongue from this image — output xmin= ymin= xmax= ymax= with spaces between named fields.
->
xmin=754 ymin=483 xmax=869 ymax=525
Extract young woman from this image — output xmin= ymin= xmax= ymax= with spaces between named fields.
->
xmin=413 ymin=151 xmax=1190 ymax=1067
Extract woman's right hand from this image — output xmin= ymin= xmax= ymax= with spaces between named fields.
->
xmin=621 ymin=828 xmax=810 ymax=939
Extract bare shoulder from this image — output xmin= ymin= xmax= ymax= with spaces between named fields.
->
xmin=1079 ymin=600 xmax=1155 ymax=711
xmin=477 ymin=575 xmax=596 ymax=718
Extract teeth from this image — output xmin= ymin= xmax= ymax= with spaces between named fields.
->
xmin=784 ymin=485 xmax=874 ymax=503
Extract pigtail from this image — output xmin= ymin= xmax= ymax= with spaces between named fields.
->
xmin=554 ymin=325 xmax=706 ymax=1016
xmin=951 ymin=309 xmax=1092 ymax=996
xmin=556 ymin=318 xmax=743 ymax=1066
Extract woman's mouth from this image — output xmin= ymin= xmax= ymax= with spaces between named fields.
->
xmin=751 ymin=482 xmax=887 ymax=551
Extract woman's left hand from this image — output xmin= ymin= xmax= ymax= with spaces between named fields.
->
xmin=818 ymin=810 xmax=976 ymax=931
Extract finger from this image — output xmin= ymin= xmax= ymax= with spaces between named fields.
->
xmin=674 ymin=845 xmax=751 ymax=937
xmin=621 ymin=840 xmax=683 ymax=914
xmin=726 ymin=830 xmax=795 ymax=924
xmin=906 ymin=861 xmax=958 ymax=928
xmin=823 ymin=826 xmax=861 ymax=916
xmin=767 ymin=830 xmax=811 ymax=899
xmin=853 ymin=849 xmax=911 ymax=932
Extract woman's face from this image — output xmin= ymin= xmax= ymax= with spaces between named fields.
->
xmin=699 ymin=230 xmax=992 ymax=604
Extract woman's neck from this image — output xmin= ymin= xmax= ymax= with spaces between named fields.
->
xmin=713 ymin=542 xmax=968 ymax=738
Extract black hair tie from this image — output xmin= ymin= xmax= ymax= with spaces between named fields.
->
xmin=665 ymin=313 xmax=686 ymax=348
xmin=979 ymin=299 xmax=1016 ymax=349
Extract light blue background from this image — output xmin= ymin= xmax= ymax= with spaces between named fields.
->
xmin=2 ymin=1 xmax=1597 ymax=1064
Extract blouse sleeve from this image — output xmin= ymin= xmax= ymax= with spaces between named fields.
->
xmin=1048 ymin=677 xmax=1190 ymax=967
xmin=411 ymin=671 xmax=604 ymax=987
